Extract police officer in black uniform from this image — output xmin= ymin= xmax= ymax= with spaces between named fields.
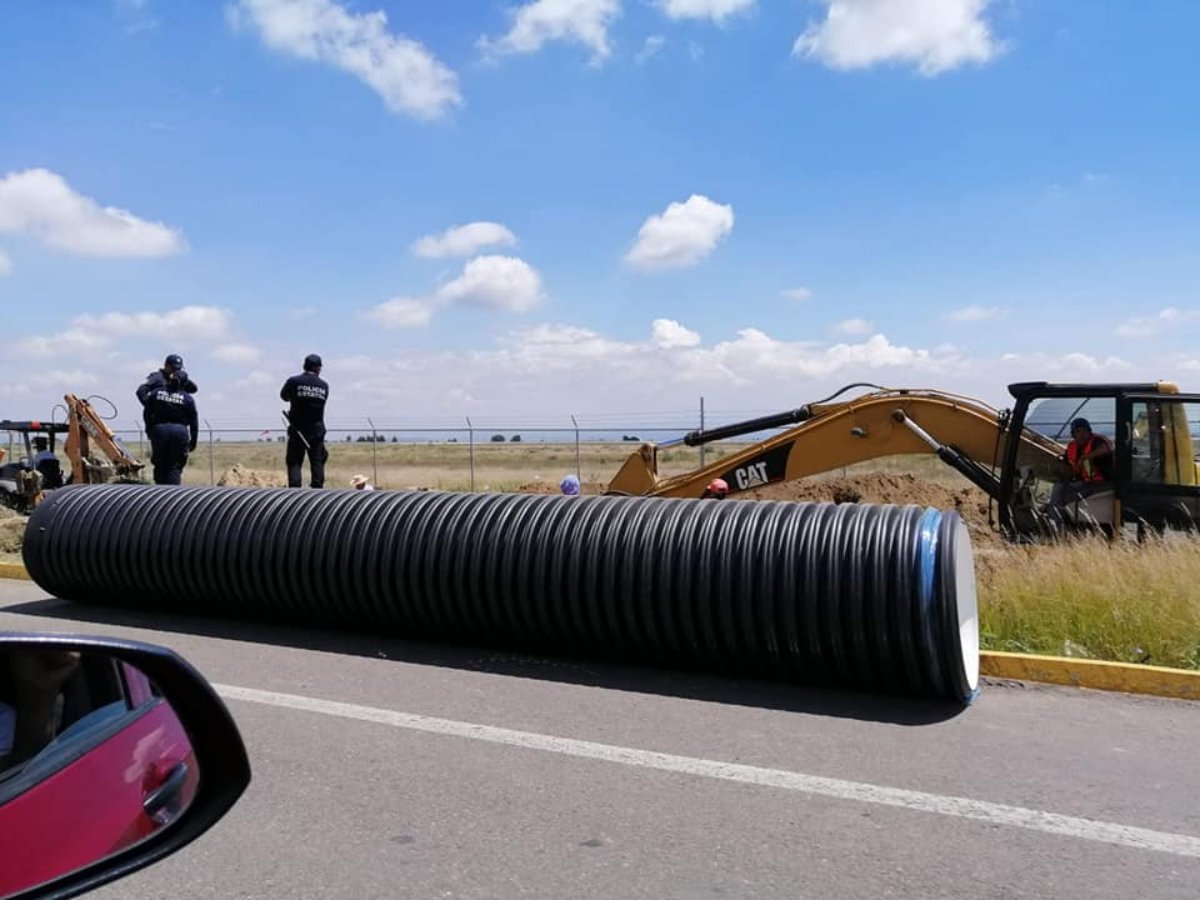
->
xmin=137 ymin=362 xmax=199 ymax=485
xmin=281 ymin=353 xmax=329 ymax=488
xmin=138 ymin=354 xmax=198 ymax=401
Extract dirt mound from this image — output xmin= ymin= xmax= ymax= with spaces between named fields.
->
xmin=0 ymin=506 xmax=25 ymax=553
xmin=217 ymin=464 xmax=287 ymax=487
xmin=741 ymin=473 xmax=1000 ymax=546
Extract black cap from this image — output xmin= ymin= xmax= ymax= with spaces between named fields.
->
xmin=1071 ymin=417 xmax=1091 ymax=432
xmin=164 ymin=354 xmax=184 ymax=370
xmin=304 ymin=353 xmax=323 ymax=371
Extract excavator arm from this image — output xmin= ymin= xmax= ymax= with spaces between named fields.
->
xmin=607 ymin=387 xmax=1068 ymax=501
xmin=63 ymin=394 xmax=145 ymax=484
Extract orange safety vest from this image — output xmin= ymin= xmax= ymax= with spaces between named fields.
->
xmin=1066 ymin=434 xmax=1111 ymax=482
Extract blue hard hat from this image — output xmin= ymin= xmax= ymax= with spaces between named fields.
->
xmin=560 ymin=474 xmax=581 ymax=496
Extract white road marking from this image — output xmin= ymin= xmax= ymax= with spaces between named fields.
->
xmin=214 ymin=683 xmax=1200 ymax=859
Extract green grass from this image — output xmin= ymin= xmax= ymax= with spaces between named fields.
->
xmin=977 ymin=537 xmax=1200 ymax=670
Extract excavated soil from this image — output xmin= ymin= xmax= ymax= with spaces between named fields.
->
xmin=739 ymin=473 xmax=1000 ymax=547
xmin=516 ymin=473 xmax=1001 ymax=547
xmin=217 ymin=464 xmax=288 ymax=487
xmin=0 ymin=506 xmax=25 ymax=553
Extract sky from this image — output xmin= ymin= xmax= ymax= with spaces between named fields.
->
xmin=1 ymin=0 xmax=1198 ymax=433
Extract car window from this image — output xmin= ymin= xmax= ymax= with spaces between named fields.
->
xmin=0 ymin=651 xmax=132 ymax=789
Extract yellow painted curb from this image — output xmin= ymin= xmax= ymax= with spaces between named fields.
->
xmin=0 ymin=561 xmax=30 ymax=581
xmin=981 ymin=651 xmax=1199 ymax=701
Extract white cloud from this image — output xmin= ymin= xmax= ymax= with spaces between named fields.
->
xmin=0 ymin=168 xmax=184 ymax=258
xmin=479 ymin=0 xmax=621 ymax=65
xmin=435 ymin=255 xmax=544 ymax=312
xmin=412 ymin=222 xmax=518 ymax=258
xmin=1115 ymin=308 xmax=1196 ymax=338
xmin=652 ymin=318 xmax=701 ymax=349
xmin=235 ymin=370 xmax=276 ymax=390
xmin=366 ymin=255 xmax=545 ymax=328
xmin=289 ymin=304 xmax=318 ymax=319
xmin=833 ymin=317 xmax=874 ymax=335
xmin=75 ymin=305 xmax=233 ymax=340
xmin=947 ymin=304 xmax=1005 ymax=322
xmin=794 ymin=0 xmax=1002 ymax=77
xmin=213 ymin=343 xmax=263 ymax=363
xmin=625 ymin=194 xmax=734 ymax=271
xmin=636 ymin=35 xmax=666 ymax=63
xmin=14 ymin=305 xmax=233 ymax=359
xmin=228 ymin=0 xmax=461 ymax=120
xmin=781 ymin=287 xmax=813 ymax=301
xmin=688 ymin=40 xmax=705 ymax=60
xmin=657 ymin=0 xmax=755 ymax=23
xmin=0 ymin=249 xmax=10 ymax=276
xmin=367 ymin=297 xmax=436 ymax=329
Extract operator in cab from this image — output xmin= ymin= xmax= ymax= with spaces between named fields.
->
xmin=137 ymin=365 xmax=199 ymax=486
xmin=281 ymin=354 xmax=329 ymax=489
xmin=1048 ymin=417 xmax=1113 ymax=521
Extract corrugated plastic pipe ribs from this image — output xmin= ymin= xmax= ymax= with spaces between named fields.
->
xmin=23 ymin=485 xmax=980 ymax=702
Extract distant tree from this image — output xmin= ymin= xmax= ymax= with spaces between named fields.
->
xmin=344 ymin=435 xmax=352 ymax=442
xmin=490 ymin=434 xmax=505 ymax=443
xmin=447 ymin=438 xmax=458 ymax=444
xmin=277 ymin=436 xmax=285 ymax=443
xmin=391 ymin=436 xmax=399 ymax=443
xmin=509 ymin=435 xmax=522 ymax=443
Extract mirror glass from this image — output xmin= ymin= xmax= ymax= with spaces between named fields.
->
xmin=0 ymin=646 xmax=199 ymax=899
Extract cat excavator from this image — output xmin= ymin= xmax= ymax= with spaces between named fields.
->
xmin=606 ymin=381 xmax=1200 ymax=541
xmin=0 ymin=394 xmax=145 ymax=512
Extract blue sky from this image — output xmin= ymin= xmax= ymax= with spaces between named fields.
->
xmin=1 ymin=0 xmax=1198 ymax=430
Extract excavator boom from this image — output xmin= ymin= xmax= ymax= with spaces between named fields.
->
xmin=607 ymin=386 xmax=1066 ymax=500
xmin=63 ymin=394 xmax=145 ymax=484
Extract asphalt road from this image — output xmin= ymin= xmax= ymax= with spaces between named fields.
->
xmin=2 ymin=578 xmax=1198 ymax=899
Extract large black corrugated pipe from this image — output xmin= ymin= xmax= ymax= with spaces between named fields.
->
xmin=23 ymin=485 xmax=980 ymax=703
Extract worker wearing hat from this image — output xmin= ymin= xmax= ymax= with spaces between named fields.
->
xmin=137 ymin=354 xmax=199 ymax=485
xmin=560 ymin=474 xmax=581 ymax=496
xmin=281 ymin=353 xmax=329 ymax=488
xmin=1048 ymin=417 xmax=1114 ymax=529
xmin=701 ymin=477 xmax=729 ymax=499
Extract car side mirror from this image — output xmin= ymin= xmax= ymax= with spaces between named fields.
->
xmin=0 ymin=634 xmax=250 ymax=900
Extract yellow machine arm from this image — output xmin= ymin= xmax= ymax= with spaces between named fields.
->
xmin=607 ymin=387 xmax=1068 ymax=499
xmin=63 ymin=394 xmax=145 ymax=484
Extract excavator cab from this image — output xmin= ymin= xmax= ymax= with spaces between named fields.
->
xmin=0 ymin=420 xmax=70 ymax=513
xmin=1001 ymin=382 xmax=1200 ymax=539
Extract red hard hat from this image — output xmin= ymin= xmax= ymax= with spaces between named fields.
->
xmin=707 ymin=478 xmax=729 ymax=494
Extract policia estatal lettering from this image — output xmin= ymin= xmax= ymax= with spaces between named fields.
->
xmin=136 ymin=354 xmax=199 ymax=486
xmin=281 ymin=354 xmax=329 ymax=488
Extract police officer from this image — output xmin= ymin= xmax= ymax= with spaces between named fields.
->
xmin=137 ymin=365 xmax=199 ymax=485
xmin=137 ymin=354 xmax=198 ymax=404
xmin=281 ymin=353 xmax=329 ymax=488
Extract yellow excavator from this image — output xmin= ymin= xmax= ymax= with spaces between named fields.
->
xmin=0 ymin=394 xmax=145 ymax=512
xmin=607 ymin=381 xmax=1200 ymax=541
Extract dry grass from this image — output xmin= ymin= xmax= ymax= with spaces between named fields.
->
xmin=977 ymin=537 xmax=1200 ymax=670
xmin=180 ymin=440 xmax=747 ymax=491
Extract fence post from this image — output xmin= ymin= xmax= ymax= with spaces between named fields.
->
xmin=138 ymin=426 xmax=145 ymax=460
xmin=700 ymin=396 xmax=706 ymax=469
xmin=466 ymin=416 xmax=475 ymax=492
xmin=204 ymin=419 xmax=215 ymax=485
xmin=571 ymin=414 xmax=581 ymax=482
xmin=367 ymin=417 xmax=378 ymax=488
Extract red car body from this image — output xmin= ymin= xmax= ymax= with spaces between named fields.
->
xmin=0 ymin=662 xmax=198 ymax=897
